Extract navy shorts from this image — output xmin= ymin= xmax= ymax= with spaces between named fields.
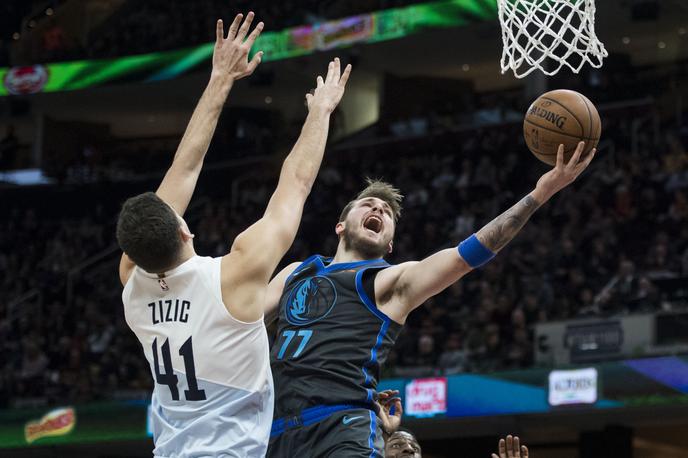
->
xmin=267 ymin=407 xmax=384 ymax=458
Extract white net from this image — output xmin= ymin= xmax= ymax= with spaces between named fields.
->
xmin=498 ymin=0 xmax=608 ymax=78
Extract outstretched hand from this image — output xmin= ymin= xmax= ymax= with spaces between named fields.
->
xmin=375 ymin=389 xmax=403 ymax=435
xmin=492 ymin=435 xmax=529 ymax=458
xmin=535 ymin=141 xmax=596 ymax=201
xmin=212 ymin=12 xmax=264 ymax=81
xmin=306 ymin=57 xmax=352 ymax=114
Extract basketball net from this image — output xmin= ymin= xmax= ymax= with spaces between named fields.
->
xmin=497 ymin=0 xmax=608 ymax=78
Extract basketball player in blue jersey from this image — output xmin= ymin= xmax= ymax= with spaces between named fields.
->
xmin=265 ymin=141 xmax=596 ymax=456
xmin=116 ymin=12 xmax=352 ymax=457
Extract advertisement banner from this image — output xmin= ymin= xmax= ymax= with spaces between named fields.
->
xmin=405 ymin=377 xmax=448 ymax=417
xmin=3 ymin=355 xmax=687 ymax=449
xmin=548 ymin=368 xmax=598 ymax=406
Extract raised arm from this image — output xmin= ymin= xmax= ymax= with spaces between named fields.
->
xmin=378 ymin=142 xmax=596 ymax=322
xmin=157 ymin=12 xmax=263 ymax=214
xmin=221 ymin=59 xmax=352 ymax=322
xmin=118 ymin=13 xmax=263 ymax=284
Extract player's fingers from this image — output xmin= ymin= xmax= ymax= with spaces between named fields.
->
xmin=227 ymin=13 xmax=243 ymax=39
xmin=499 ymin=438 xmax=506 ymax=458
xmin=506 ymin=436 xmax=514 ymax=457
xmin=235 ymin=11 xmax=255 ymax=42
xmin=555 ymin=144 xmax=564 ymax=169
xmin=244 ymin=21 xmax=264 ymax=49
xmin=492 ymin=455 xmax=500 ymax=458
xmin=305 ymin=93 xmax=313 ymax=107
xmin=245 ymin=51 xmax=263 ymax=75
xmin=567 ymin=141 xmax=585 ymax=169
xmin=216 ymin=19 xmax=224 ymax=45
xmin=317 ymin=75 xmax=324 ymax=88
xmin=513 ymin=436 xmax=521 ymax=457
xmin=522 ymin=445 xmax=529 ymax=458
xmin=394 ymin=398 xmax=402 ymax=416
xmin=325 ymin=60 xmax=335 ymax=83
xmin=339 ymin=63 xmax=352 ymax=86
xmin=573 ymin=147 xmax=595 ymax=175
xmin=333 ymin=57 xmax=341 ymax=81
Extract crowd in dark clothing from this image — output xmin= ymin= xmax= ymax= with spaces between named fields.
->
xmin=1 ymin=103 xmax=687 ymax=408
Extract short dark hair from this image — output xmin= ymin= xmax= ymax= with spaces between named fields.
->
xmin=339 ymin=178 xmax=403 ymax=223
xmin=116 ymin=192 xmax=183 ymax=273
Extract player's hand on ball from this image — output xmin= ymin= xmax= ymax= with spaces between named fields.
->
xmin=212 ymin=12 xmax=264 ymax=82
xmin=492 ymin=435 xmax=528 ymax=458
xmin=535 ymin=141 xmax=596 ymax=200
xmin=305 ymin=58 xmax=352 ymax=114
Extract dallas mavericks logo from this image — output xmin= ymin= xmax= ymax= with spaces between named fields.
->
xmin=285 ymin=276 xmax=337 ymax=326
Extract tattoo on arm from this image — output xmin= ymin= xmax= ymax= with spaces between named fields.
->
xmin=476 ymin=194 xmax=541 ymax=252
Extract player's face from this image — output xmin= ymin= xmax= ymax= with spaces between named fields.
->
xmin=385 ymin=432 xmax=422 ymax=458
xmin=338 ymin=197 xmax=395 ymax=259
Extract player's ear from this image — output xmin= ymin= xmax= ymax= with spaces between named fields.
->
xmin=387 ymin=240 xmax=393 ymax=254
xmin=335 ymin=221 xmax=345 ymax=236
xmin=180 ymin=224 xmax=195 ymax=242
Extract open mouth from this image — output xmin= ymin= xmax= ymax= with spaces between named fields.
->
xmin=363 ymin=215 xmax=383 ymax=234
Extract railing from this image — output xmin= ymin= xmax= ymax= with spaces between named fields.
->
xmin=6 ymin=289 xmax=42 ymax=324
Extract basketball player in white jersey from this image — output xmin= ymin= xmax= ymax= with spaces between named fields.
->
xmin=115 ymin=11 xmax=352 ymax=457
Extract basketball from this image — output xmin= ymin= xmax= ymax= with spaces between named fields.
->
xmin=523 ymin=89 xmax=601 ymax=166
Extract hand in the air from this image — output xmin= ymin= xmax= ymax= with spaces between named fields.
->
xmin=212 ymin=12 xmax=264 ymax=81
xmin=535 ymin=141 xmax=596 ymax=200
xmin=492 ymin=435 xmax=529 ymax=458
xmin=305 ymin=57 xmax=352 ymax=114
xmin=375 ymin=389 xmax=402 ymax=435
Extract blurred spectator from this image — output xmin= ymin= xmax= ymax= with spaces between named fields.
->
xmin=437 ymin=333 xmax=467 ymax=374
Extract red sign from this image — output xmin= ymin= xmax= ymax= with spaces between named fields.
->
xmin=405 ymin=377 xmax=447 ymax=417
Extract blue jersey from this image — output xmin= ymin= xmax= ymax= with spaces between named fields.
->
xmin=270 ymin=255 xmax=402 ymax=419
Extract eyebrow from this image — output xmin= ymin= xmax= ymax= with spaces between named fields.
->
xmin=361 ymin=198 xmax=392 ymax=213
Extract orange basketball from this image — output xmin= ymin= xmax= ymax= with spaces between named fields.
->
xmin=523 ymin=89 xmax=601 ymax=166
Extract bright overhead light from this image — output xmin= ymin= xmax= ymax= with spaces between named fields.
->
xmin=657 ymin=41 xmax=666 ymax=49
xmin=12 ymin=32 xmax=20 ymax=40
xmin=461 ymin=64 xmax=470 ymax=72
xmin=622 ymin=36 xmax=631 ymax=45
xmin=264 ymin=96 xmax=273 ymax=104
xmin=46 ymin=8 xmax=54 ymax=16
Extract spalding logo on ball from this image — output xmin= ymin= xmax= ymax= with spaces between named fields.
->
xmin=4 ymin=65 xmax=49 ymax=95
xmin=524 ymin=89 xmax=601 ymax=166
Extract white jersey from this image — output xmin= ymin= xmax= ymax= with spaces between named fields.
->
xmin=122 ymin=255 xmax=273 ymax=458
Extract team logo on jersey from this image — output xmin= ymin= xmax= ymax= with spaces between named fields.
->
xmin=285 ymin=276 xmax=337 ymax=326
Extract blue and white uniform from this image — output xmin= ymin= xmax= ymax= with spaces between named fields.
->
xmin=123 ymin=256 xmax=273 ymax=458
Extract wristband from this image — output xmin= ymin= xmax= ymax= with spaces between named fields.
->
xmin=458 ymin=234 xmax=495 ymax=268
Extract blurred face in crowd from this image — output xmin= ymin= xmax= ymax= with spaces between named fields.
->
xmin=336 ymin=197 xmax=395 ymax=259
xmin=386 ymin=431 xmax=422 ymax=458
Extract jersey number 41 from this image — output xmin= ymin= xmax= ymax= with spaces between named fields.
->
xmin=152 ymin=337 xmax=207 ymax=401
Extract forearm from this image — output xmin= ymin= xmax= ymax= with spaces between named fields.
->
xmin=278 ymin=108 xmax=331 ymax=193
xmin=173 ymin=74 xmax=234 ymax=170
xmin=157 ymin=75 xmax=234 ymax=213
xmin=475 ymin=186 xmax=552 ymax=253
